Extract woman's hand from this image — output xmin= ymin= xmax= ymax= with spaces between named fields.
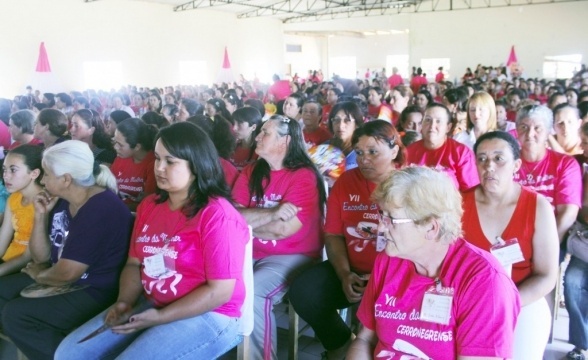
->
xmin=33 ymin=191 xmax=59 ymax=216
xmin=21 ymin=261 xmax=50 ymax=280
xmin=111 ymin=308 xmax=162 ymax=334
xmin=271 ymin=202 xmax=301 ymax=222
xmin=341 ymin=271 xmax=368 ymax=303
xmin=105 ymin=301 xmax=134 ymax=327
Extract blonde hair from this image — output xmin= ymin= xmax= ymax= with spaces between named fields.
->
xmin=466 ymin=91 xmax=497 ymax=131
xmin=371 ymin=166 xmax=463 ymax=243
xmin=42 ymin=140 xmax=118 ymax=193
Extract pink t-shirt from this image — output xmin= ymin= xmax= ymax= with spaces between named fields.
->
xmin=111 ymin=152 xmax=156 ymax=205
xmin=0 ymin=121 xmax=11 ymax=150
xmin=267 ymin=80 xmax=291 ymax=102
xmin=325 ymin=168 xmax=379 ymax=274
xmin=406 ymin=139 xmax=479 ymax=191
xmin=232 ymin=164 xmax=322 ymax=259
xmin=220 ymin=158 xmax=239 ymax=188
xmin=129 ymin=195 xmax=248 ymax=317
xmin=357 ymin=239 xmax=520 ymax=360
xmin=514 ymin=149 xmax=582 ymax=209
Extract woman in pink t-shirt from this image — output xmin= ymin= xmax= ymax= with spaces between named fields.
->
xmin=349 ymin=166 xmax=520 ymax=360
xmin=514 ymin=104 xmax=582 ymax=246
xmin=232 ymin=115 xmax=326 ymax=360
xmin=57 ymin=122 xmax=249 ymax=359
xmin=463 ymin=131 xmax=558 ymax=359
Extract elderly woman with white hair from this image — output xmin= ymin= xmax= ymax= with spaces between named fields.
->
xmin=0 ymin=140 xmax=133 ymax=360
xmin=347 ymin=166 xmax=520 ymax=360
xmin=514 ymin=105 xmax=582 ymax=249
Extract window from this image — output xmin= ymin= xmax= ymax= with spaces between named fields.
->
xmin=83 ymin=62 xmax=122 ymax=90
xmin=329 ymin=56 xmax=356 ymax=79
xmin=286 ymin=44 xmax=302 ymax=53
xmin=386 ymin=55 xmax=409 ymax=80
xmin=420 ymin=58 xmax=450 ymax=81
xmin=543 ymin=54 xmax=582 ymax=79
xmin=179 ymin=61 xmax=208 ymax=85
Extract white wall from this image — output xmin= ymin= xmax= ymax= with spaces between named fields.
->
xmin=327 ymin=33 xmax=410 ymax=78
xmin=0 ymin=0 xmax=284 ymax=97
xmin=284 ymin=2 xmax=588 ymax=82
xmin=283 ymin=34 xmax=326 ymax=78
xmin=0 ymin=0 xmax=586 ymax=97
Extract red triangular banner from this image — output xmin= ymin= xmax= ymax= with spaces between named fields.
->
xmin=506 ymin=45 xmax=517 ymax=67
xmin=222 ymin=47 xmax=231 ymax=69
xmin=36 ymin=42 xmax=52 ymax=73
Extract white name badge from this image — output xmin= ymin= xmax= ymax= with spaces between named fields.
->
xmin=490 ymin=238 xmax=524 ymax=268
xmin=144 ymin=253 xmax=166 ymax=278
xmin=420 ymin=290 xmax=453 ymax=325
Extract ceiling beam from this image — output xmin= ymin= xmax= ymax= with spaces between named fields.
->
xmin=174 ymin=0 xmax=588 ymax=23
xmin=280 ymin=0 xmax=586 ymax=22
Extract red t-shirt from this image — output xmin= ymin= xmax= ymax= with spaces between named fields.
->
xmin=506 ymin=110 xmax=518 ymax=122
xmin=304 ymin=127 xmax=332 ymax=149
xmin=461 ymin=186 xmax=536 ymax=284
xmin=406 ymin=139 xmax=479 ymax=191
xmin=110 ymin=152 xmax=156 ymax=205
xmin=322 ymin=104 xmax=333 ymax=125
xmin=410 ymin=75 xmax=428 ymax=94
xmin=220 ymin=158 xmax=239 ymax=188
xmin=357 ymin=239 xmax=519 ymax=359
xmin=324 ymin=168 xmax=380 ymax=274
xmin=368 ymin=104 xmax=393 ymax=121
xmin=9 ymin=137 xmax=43 ymax=150
xmin=129 ymin=195 xmax=248 ymax=316
xmin=435 ymin=72 xmax=445 ymax=83
xmin=232 ymin=164 xmax=322 ymax=259
xmin=230 ymin=145 xmax=258 ymax=172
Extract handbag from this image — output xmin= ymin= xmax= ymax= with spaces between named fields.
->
xmin=567 ymin=220 xmax=588 ymax=263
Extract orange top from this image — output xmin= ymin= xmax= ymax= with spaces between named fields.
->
xmin=3 ymin=192 xmax=34 ymax=261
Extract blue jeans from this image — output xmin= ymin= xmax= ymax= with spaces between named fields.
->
xmin=55 ymin=297 xmax=241 ymax=360
xmin=565 ymin=256 xmax=588 ymax=350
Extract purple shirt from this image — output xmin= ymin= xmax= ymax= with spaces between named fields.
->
xmin=49 ymin=190 xmax=132 ymax=302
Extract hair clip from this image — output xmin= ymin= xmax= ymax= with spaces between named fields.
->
xmin=282 ymin=117 xmax=290 ymax=123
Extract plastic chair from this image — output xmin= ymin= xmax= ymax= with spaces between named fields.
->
xmin=288 ymin=179 xmax=331 ymax=360
xmin=236 ymin=226 xmax=254 ymax=360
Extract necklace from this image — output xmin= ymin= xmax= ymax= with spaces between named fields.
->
xmin=520 ymin=158 xmax=543 ymax=178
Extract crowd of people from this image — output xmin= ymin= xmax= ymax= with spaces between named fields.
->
xmin=0 ymin=63 xmax=585 ymax=360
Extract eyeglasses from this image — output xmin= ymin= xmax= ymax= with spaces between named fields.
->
xmin=378 ymin=210 xmax=414 ymax=227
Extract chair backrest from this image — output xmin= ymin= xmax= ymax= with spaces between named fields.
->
xmin=238 ymin=225 xmax=254 ymax=336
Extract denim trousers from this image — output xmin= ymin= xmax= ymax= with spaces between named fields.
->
xmin=565 ymin=255 xmax=588 ymax=350
xmin=54 ymin=296 xmax=241 ymax=360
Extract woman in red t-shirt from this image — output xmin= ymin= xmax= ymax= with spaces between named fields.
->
xmin=111 ymin=118 xmax=158 ymax=211
xmin=462 ymin=131 xmax=558 ymax=360
xmin=230 ymin=107 xmax=262 ymax=171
